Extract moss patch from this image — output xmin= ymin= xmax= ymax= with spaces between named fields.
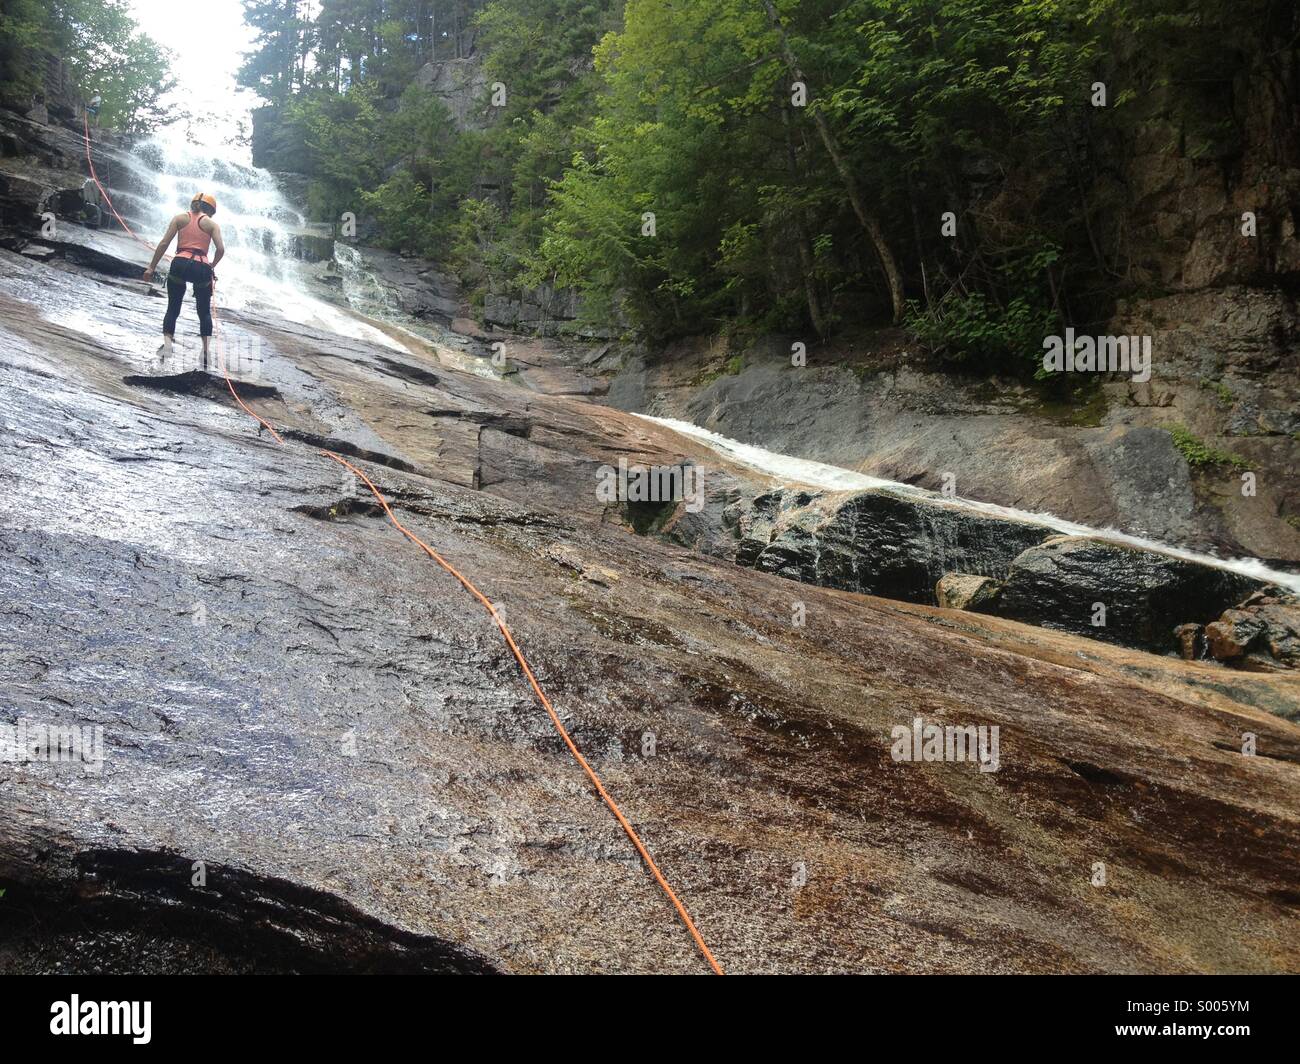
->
xmin=696 ymin=352 xmax=746 ymax=386
xmin=1025 ymin=382 xmax=1109 ymax=427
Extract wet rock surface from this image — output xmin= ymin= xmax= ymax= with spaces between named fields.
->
xmin=992 ymin=537 xmax=1265 ymax=653
xmin=3 ymin=243 xmax=1300 ymax=974
xmin=732 ymin=487 xmax=1058 ymax=603
xmin=725 ymin=488 xmax=1278 ymax=660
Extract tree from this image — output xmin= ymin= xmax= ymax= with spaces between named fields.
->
xmin=762 ymin=0 xmax=905 ymax=323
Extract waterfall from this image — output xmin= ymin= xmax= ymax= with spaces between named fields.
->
xmin=127 ymin=128 xmax=404 ymax=351
xmin=333 ymin=243 xmax=401 ymax=319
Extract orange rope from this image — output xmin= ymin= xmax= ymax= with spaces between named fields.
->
xmin=319 ymin=450 xmax=724 ymax=975
xmin=82 ymin=112 xmax=153 ymax=252
xmin=212 ymin=287 xmax=283 ymax=444
xmin=82 ymin=117 xmax=723 ymax=975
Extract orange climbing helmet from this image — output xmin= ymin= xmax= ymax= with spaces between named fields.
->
xmin=191 ymin=192 xmax=217 ymax=216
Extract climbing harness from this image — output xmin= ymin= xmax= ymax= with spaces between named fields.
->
xmin=78 ymin=117 xmax=724 ymax=975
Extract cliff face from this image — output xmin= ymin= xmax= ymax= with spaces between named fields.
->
xmin=1109 ymin=30 xmax=1300 ymax=291
xmin=414 ymin=57 xmax=492 ymax=132
xmin=249 ymin=105 xmax=307 ymax=175
xmin=0 ymin=52 xmax=81 ymax=127
xmin=4 ymin=226 xmax=1300 ymax=973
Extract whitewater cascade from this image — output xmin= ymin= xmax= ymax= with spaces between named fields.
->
xmin=641 ymin=414 xmax=1300 ymax=595
xmin=119 ymin=129 xmax=403 ymax=351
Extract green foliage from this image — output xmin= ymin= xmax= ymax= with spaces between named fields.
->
xmin=287 ymin=84 xmax=383 ymax=221
xmin=238 ymin=0 xmax=305 ymax=103
xmin=906 ymin=292 xmax=1057 ymax=373
xmin=447 ymin=196 xmax=531 ymax=308
xmin=1198 ymin=378 xmax=1234 ymax=405
xmin=242 ymin=1 xmax=617 ymax=276
xmin=528 ymin=0 xmax=1102 ymax=342
xmin=1165 ymin=424 xmax=1248 ymax=470
xmin=360 ymin=172 xmax=441 ymax=256
xmin=234 ymin=0 xmax=1295 ymax=369
xmin=0 ymin=0 xmax=50 ymax=98
xmin=1 ymin=0 xmax=172 ymax=132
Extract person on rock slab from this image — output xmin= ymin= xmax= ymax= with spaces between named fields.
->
xmin=142 ymin=193 xmax=225 ymax=369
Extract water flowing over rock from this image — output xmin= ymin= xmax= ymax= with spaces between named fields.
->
xmin=2 ymin=114 xmax=1300 ymax=973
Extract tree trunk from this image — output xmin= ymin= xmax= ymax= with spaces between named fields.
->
xmin=780 ymin=106 xmax=827 ymax=338
xmin=761 ymin=0 xmax=906 ymax=323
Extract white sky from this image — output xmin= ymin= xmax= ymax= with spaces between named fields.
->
xmin=128 ymin=0 xmax=264 ymax=157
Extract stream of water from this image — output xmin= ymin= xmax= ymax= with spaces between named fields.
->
xmin=641 ymin=414 xmax=1300 ymax=595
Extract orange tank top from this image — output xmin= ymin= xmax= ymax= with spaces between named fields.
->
xmin=175 ymin=211 xmax=212 ymax=262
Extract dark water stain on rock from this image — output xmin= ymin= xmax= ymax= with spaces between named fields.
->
xmin=280 ymin=428 xmax=419 ymax=473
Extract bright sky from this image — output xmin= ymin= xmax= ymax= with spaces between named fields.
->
xmin=127 ymin=0 xmax=263 ymax=156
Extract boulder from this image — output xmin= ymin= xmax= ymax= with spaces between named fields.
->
xmin=734 ymin=487 xmax=1057 ymax=603
xmin=935 ymin=573 xmax=1001 ymax=611
xmin=1256 ymin=604 xmax=1300 ymax=666
xmin=993 ymin=536 xmax=1264 ymax=651
xmin=1205 ymin=610 xmax=1267 ymax=661
xmin=451 ymin=316 xmax=492 ymax=341
xmin=1205 ymin=587 xmax=1300 ymax=669
xmin=1173 ymin=622 xmax=1207 ymax=660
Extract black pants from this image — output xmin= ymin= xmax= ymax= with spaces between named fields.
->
xmin=163 ymin=256 xmax=213 ymax=338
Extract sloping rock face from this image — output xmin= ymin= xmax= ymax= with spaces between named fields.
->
xmin=3 ymin=243 xmax=1300 ymax=974
xmin=342 ymin=246 xmax=460 ymax=323
xmin=993 ymin=537 xmax=1265 ymax=652
xmin=0 ymin=106 xmax=145 ymax=238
